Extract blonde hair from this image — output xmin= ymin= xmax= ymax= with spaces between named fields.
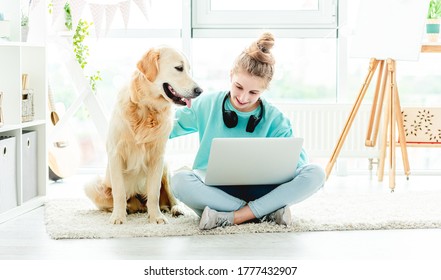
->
xmin=232 ymin=32 xmax=275 ymax=88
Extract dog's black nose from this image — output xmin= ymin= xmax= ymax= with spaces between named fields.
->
xmin=193 ymin=87 xmax=203 ymax=97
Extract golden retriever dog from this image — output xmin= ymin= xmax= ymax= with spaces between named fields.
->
xmin=84 ymin=46 xmax=202 ymax=224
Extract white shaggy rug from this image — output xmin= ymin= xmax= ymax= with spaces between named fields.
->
xmin=44 ymin=190 xmax=441 ymax=239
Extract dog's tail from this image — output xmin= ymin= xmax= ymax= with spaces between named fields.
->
xmin=84 ymin=176 xmax=114 ymax=212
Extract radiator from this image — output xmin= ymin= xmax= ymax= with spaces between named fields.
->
xmin=167 ymin=104 xmax=380 ymax=159
xmin=276 ymin=103 xmax=380 ymax=159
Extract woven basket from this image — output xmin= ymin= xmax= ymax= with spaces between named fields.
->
xmin=22 ymin=89 xmax=34 ymax=122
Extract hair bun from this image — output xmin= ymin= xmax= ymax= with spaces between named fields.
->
xmin=257 ymin=32 xmax=274 ymax=53
xmin=232 ymin=32 xmax=276 ymax=88
xmin=246 ymin=32 xmax=275 ymax=65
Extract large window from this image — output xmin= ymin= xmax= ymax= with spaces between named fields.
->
xmin=190 ymin=0 xmax=338 ymax=102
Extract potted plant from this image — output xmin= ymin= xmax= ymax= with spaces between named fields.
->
xmin=427 ymin=0 xmax=441 ymax=42
xmin=21 ymin=13 xmax=29 ymax=42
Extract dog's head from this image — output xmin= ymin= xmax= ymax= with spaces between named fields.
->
xmin=136 ymin=46 xmax=202 ymax=108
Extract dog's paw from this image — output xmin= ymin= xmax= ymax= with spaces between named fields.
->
xmin=149 ymin=213 xmax=169 ymax=224
xmin=110 ymin=212 xmax=127 ymax=224
xmin=160 ymin=205 xmax=171 ymax=213
xmin=171 ymin=204 xmax=185 ymax=217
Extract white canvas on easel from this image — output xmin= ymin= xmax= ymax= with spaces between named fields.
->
xmin=350 ymin=0 xmax=429 ymax=61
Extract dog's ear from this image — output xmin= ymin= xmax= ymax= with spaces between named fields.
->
xmin=137 ymin=49 xmax=160 ymax=82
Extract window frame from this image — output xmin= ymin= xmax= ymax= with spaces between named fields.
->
xmin=192 ymin=0 xmax=338 ymax=32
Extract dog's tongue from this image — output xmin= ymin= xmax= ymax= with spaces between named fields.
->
xmin=184 ymin=98 xmax=192 ymax=108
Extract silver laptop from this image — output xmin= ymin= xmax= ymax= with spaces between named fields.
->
xmin=194 ymin=137 xmax=303 ymax=186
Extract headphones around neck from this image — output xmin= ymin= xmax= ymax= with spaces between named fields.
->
xmin=222 ymin=93 xmax=264 ymax=133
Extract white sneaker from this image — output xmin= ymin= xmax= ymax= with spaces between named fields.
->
xmin=199 ymin=206 xmax=234 ymax=230
xmin=260 ymin=206 xmax=293 ymax=226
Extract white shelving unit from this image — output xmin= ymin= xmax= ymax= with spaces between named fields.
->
xmin=0 ymin=0 xmax=47 ymax=223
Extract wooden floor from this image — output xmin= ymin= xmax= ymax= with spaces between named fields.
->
xmin=1 ymin=173 xmax=441 ymax=260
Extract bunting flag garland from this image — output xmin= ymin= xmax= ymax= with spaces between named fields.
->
xmin=105 ymin=4 xmax=118 ymax=36
xmin=119 ymin=0 xmax=131 ymax=29
xmin=50 ymin=0 xmax=151 ymax=37
xmin=132 ymin=0 xmax=150 ymax=22
xmin=30 ymin=0 xmax=42 ymax=10
xmin=88 ymin=3 xmax=105 ymax=38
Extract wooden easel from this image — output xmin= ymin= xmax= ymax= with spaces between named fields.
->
xmin=325 ymin=58 xmax=410 ymax=191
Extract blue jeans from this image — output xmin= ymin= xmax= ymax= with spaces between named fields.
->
xmin=171 ymin=164 xmax=325 ymax=218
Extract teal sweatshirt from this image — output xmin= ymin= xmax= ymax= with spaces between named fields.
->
xmin=170 ymin=91 xmax=308 ymax=170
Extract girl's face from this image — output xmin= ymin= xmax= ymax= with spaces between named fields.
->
xmin=229 ymin=71 xmax=266 ymax=112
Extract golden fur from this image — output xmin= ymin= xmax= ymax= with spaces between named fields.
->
xmin=85 ymin=46 xmax=202 ymax=224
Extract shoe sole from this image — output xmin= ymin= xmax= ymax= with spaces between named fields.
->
xmin=282 ymin=206 xmax=293 ymax=226
xmin=198 ymin=206 xmax=209 ymax=230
